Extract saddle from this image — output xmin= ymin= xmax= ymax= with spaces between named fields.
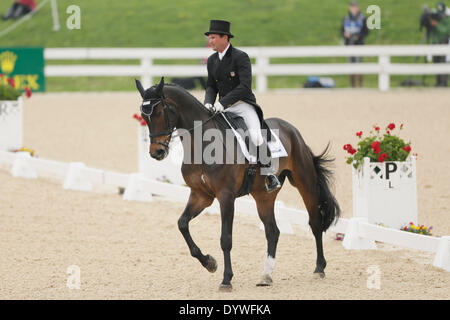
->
xmin=214 ymin=112 xmax=284 ymax=197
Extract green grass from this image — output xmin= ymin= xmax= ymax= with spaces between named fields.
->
xmin=0 ymin=0 xmax=436 ymax=91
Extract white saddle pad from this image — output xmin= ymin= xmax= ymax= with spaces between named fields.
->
xmin=220 ymin=113 xmax=288 ymax=163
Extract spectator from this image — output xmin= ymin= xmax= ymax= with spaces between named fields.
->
xmin=341 ymin=1 xmax=369 ymax=87
xmin=429 ymin=2 xmax=450 ymax=86
xmin=2 ymin=0 xmax=37 ymax=20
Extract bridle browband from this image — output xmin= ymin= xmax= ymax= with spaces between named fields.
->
xmin=140 ymin=95 xmax=217 ymax=148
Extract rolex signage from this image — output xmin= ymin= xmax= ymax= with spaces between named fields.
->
xmin=0 ymin=47 xmax=45 ymax=92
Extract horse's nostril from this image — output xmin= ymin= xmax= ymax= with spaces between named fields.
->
xmin=152 ymin=149 xmax=166 ymax=159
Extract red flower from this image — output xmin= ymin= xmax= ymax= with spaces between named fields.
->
xmin=387 ymin=123 xmax=395 ymax=131
xmin=343 ymin=144 xmax=352 ymax=151
xmin=7 ymin=77 xmax=15 ymax=88
xmin=402 ymin=145 xmax=411 ymax=153
xmin=344 ymin=144 xmax=357 ymax=155
xmin=378 ymin=153 xmax=388 ymax=162
xmin=140 ymin=120 xmax=146 ymax=126
xmin=371 ymin=141 xmax=380 ymax=149
xmin=356 ymin=131 xmax=363 ymax=138
xmin=133 ymin=113 xmax=139 ymax=119
xmin=370 ymin=141 xmax=381 ymax=154
xmin=25 ymin=86 xmax=32 ymax=98
xmin=375 ymin=126 xmax=380 ymax=131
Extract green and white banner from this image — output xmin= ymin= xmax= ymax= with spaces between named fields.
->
xmin=0 ymin=47 xmax=45 ymax=92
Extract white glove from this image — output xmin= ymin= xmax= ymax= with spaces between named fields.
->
xmin=205 ymin=103 xmax=213 ymax=110
xmin=213 ymin=101 xmax=224 ymax=112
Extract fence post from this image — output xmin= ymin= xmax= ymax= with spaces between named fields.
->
xmin=378 ymin=55 xmax=390 ymax=91
xmin=255 ymin=53 xmax=269 ymax=93
xmin=141 ymin=57 xmax=153 ymax=88
xmin=51 ymin=0 xmax=60 ymax=31
xmin=433 ymin=236 xmax=450 ymax=271
xmin=342 ymin=217 xmax=377 ymax=250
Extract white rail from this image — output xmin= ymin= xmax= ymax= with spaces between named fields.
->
xmin=1 ymin=150 xmax=449 ymax=271
xmin=44 ymin=45 xmax=450 ymax=91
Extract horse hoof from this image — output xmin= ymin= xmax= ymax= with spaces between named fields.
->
xmin=256 ymin=274 xmax=273 ymax=287
xmin=219 ymin=283 xmax=233 ymax=292
xmin=314 ymin=271 xmax=326 ymax=279
xmin=205 ymin=255 xmax=217 ymax=273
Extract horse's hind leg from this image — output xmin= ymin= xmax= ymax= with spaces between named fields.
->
xmin=178 ymin=191 xmax=216 ymax=273
xmin=253 ymin=192 xmax=280 ymax=286
xmin=288 ymin=171 xmax=327 ymax=278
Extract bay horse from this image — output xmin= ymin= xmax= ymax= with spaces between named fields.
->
xmin=135 ymin=77 xmax=340 ymax=291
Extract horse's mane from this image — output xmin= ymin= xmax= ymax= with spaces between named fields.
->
xmin=146 ymin=82 xmax=209 ymax=112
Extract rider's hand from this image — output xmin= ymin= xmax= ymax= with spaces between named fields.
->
xmin=213 ymin=101 xmax=224 ymax=113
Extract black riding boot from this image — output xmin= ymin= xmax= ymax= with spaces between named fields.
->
xmin=257 ymin=143 xmax=281 ymax=193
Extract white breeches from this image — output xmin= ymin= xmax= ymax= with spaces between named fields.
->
xmin=224 ymin=101 xmax=264 ymax=147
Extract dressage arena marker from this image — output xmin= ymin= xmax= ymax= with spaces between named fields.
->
xmin=352 ymin=157 xmax=418 ymax=230
xmin=0 ymin=97 xmax=23 ymax=152
xmin=0 ymin=149 xmax=448 ymax=272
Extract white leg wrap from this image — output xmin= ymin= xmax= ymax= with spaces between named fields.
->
xmin=263 ymin=255 xmax=276 ymax=276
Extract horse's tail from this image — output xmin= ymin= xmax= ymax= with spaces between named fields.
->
xmin=311 ymin=143 xmax=341 ymax=232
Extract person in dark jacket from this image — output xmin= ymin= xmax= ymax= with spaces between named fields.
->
xmin=429 ymin=2 xmax=450 ymax=86
xmin=204 ymin=20 xmax=281 ymax=193
xmin=341 ymin=1 xmax=369 ymax=87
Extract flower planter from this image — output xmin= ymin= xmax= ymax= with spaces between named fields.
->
xmin=352 ymin=156 xmax=418 ymax=229
xmin=137 ymin=124 xmax=185 ymax=185
xmin=0 ymin=97 xmax=23 ymax=151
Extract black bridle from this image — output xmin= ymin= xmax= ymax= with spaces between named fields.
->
xmin=141 ymin=96 xmax=217 ymax=148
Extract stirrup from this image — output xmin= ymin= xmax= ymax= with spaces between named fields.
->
xmin=265 ymin=174 xmax=281 ymax=193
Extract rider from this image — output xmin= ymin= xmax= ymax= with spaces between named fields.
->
xmin=203 ymin=19 xmax=281 ymax=193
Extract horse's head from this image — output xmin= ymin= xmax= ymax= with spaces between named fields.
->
xmin=135 ymin=77 xmax=178 ymax=161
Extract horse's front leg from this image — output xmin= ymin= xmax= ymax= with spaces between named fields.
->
xmin=218 ymin=191 xmax=236 ymax=292
xmin=178 ymin=191 xmax=216 ymax=272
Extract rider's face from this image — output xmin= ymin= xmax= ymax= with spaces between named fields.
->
xmin=208 ymin=34 xmax=229 ymax=53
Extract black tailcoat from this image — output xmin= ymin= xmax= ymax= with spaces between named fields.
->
xmin=204 ymin=44 xmax=265 ymax=124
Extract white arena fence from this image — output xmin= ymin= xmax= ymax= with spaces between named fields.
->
xmin=44 ymin=45 xmax=450 ymax=92
xmin=0 ymin=149 xmax=449 ymax=272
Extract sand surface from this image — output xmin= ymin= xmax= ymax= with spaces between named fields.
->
xmin=0 ymin=89 xmax=449 ymax=299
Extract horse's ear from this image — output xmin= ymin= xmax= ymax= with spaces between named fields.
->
xmin=135 ymin=79 xmax=145 ymax=98
xmin=155 ymin=77 xmax=165 ymax=96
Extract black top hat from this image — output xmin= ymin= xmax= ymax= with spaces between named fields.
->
xmin=204 ymin=20 xmax=234 ymax=38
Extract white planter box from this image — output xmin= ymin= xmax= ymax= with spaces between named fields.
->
xmin=0 ymin=97 xmax=23 ymax=151
xmin=137 ymin=125 xmax=185 ymax=185
xmin=352 ymin=156 xmax=418 ymax=230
